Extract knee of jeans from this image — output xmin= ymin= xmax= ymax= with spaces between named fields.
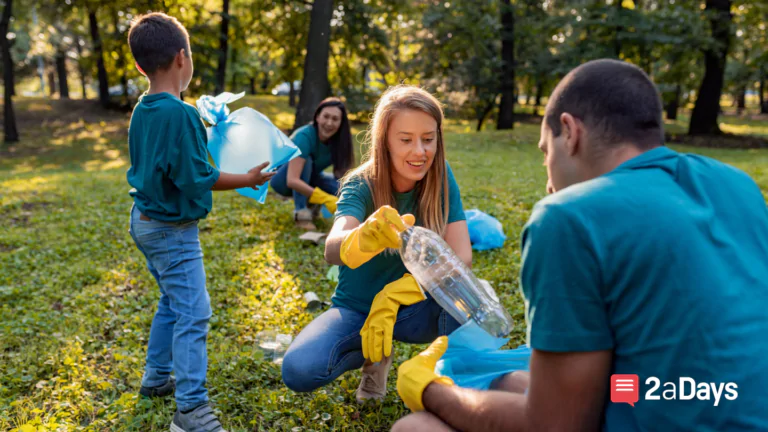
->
xmin=281 ymin=349 xmax=322 ymax=393
xmin=175 ymin=310 xmax=211 ymax=330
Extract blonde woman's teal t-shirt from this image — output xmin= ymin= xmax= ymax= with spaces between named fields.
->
xmin=333 ymin=162 xmax=466 ymax=313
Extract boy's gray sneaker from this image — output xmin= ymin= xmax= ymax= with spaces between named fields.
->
xmin=139 ymin=376 xmax=175 ymax=398
xmin=170 ymin=404 xmax=226 ymax=432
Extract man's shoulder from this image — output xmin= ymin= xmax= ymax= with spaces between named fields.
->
xmin=534 ymin=178 xmax=615 ymax=215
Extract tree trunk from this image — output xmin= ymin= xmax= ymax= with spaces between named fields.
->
xmin=249 ymin=77 xmax=256 ymax=95
xmin=48 ymin=69 xmax=57 ymax=97
xmin=736 ymin=86 xmax=746 ymax=115
xmin=477 ymin=99 xmax=496 ymax=132
xmin=230 ymin=48 xmax=238 ymax=91
xmin=535 ymin=79 xmax=544 ymax=108
xmin=689 ymin=0 xmax=731 ymax=135
xmin=55 ymin=50 xmax=70 ymax=99
xmin=260 ymin=71 xmax=269 ymax=92
xmin=215 ymin=0 xmax=230 ymax=94
xmin=289 ymin=80 xmax=296 ymax=107
xmin=666 ymin=84 xmax=681 ymax=121
xmin=760 ymin=74 xmax=767 ymax=114
xmin=89 ymin=9 xmax=110 ymax=108
xmin=293 ymin=0 xmax=334 ymax=130
xmin=75 ymin=35 xmax=88 ymax=100
xmin=496 ymin=0 xmax=515 ymax=130
xmin=113 ymin=13 xmax=129 ymax=106
xmin=1 ymin=0 xmax=18 ymax=143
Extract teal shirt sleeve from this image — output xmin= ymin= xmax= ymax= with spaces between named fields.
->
xmin=520 ymin=202 xmax=613 ymax=352
xmin=335 ymin=176 xmax=372 ymax=223
xmin=167 ymin=125 xmax=220 ymax=200
xmin=446 ymin=163 xmax=466 ymax=224
xmin=291 ymin=126 xmax=315 ymax=160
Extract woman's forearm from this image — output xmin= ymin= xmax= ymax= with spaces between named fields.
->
xmin=324 ymin=229 xmax=348 ymax=266
xmin=287 ymin=177 xmax=316 ymax=197
xmin=286 ymin=158 xmax=316 ymax=197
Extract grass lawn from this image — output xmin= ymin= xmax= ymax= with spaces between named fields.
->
xmin=1 ymin=97 xmax=767 ymax=431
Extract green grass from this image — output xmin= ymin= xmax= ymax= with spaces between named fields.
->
xmin=1 ymin=97 xmax=767 ymax=431
xmin=664 ymin=112 xmax=768 ymax=138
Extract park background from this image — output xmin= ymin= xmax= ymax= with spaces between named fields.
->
xmin=1 ymin=0 xmax=767 ymax=430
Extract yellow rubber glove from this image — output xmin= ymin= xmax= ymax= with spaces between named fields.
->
xmin=340 ymin=205 xmax=415 ymax=269
xmin=360 ymin=274 xmax=426 ymax=362
xmin=396 ymin=336 xmax=455 ymax=412
xmin=309 ymin=188 xmax=338 ymax=214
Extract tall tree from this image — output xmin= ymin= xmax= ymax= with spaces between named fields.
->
xmin=689 ymin=0 xmax=732 ymax=135
xmin=1 ymin=0 xmax=19 ymax=143
xmin=88 ymin=7 xmax=110 ymax=108
xmin=55 ymin=48 xmax=70 ymax=99
xmin=496 ymin=0 xmax=515 ymax=130
xmin=75 ymin=34 xmax=88 ymax=100
xmin=294 ymin=0 xmax=334 ymax=130
xmin=214 ymin=0 xmax=230 ymax=94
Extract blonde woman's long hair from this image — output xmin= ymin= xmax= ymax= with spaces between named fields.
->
xmin=343 ymin=85 xmax=449 ymax=236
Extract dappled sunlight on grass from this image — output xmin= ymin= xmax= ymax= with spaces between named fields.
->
xmin=664 ymin=112 xmax=768 ymax=138
xmin=720 ymin=122 xmax=768 ymax=137
xmin=26 ymin=102 xmax=53 ymax=113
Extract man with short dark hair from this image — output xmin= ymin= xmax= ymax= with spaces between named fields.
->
xmin=391 ymin=59 xmax=768 ymax=431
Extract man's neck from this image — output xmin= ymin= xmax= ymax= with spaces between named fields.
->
xmin=588 ymin=143 xmax=653 ymax=179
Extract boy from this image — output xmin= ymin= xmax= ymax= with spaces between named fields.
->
xmin=126 ymin=13 xmax=274 ymax=432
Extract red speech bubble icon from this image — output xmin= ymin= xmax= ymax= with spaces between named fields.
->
xmin=611 ymin=374 xmax=639 ymax=407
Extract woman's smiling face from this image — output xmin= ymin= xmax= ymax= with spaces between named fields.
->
xmin=387 ymin=109 xmax=438 ymax=193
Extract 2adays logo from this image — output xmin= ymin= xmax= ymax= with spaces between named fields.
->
xmin=611 ymin=374 xmax=738 ymax=407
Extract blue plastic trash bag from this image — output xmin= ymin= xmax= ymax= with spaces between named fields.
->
xmin=196 ymin=92 xmax=302 ymax=204
xmin=465 ymin=209 xmax=506 ymax=250
xmin=435 ymin=320 xmax=531 ymax=390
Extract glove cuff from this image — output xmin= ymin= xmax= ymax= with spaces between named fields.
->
xmin=340 ymin=228 xmax=380 ymax=269
xmin=309 ymin=187 xmax=329 ymax=204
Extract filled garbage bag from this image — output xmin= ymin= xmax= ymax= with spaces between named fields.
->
xmin=196 ymin=92 xmax=302 ymax=203
xmin=465 ymin=209 xmax=507 ymax=250
xmin=435 ymin=320 xmax=531 ymax=390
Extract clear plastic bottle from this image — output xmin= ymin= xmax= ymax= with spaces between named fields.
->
xmin=398 ymin=226 xmax=513 ymax=338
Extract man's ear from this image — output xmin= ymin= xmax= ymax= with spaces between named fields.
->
xmin=560 ymin=113 xmax=581 ymax=157
xmin=135 ymin=62 xmax=147 ymax=77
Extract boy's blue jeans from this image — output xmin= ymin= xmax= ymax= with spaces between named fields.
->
xmin=281 ymin=297 xmax=460 ymax=392
xmin=270 ymin=156 xmax=339 ymax=211
xmin=128 ymin=205 xmax=211 ymax=412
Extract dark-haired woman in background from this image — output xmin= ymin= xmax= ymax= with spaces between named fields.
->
xmin=271 ymin=98 xmax=355 ymax=230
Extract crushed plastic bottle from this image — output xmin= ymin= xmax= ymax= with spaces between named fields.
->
xmin=398 ymin=226 xmax=513 ymax=338
xmin=256 ymin=331 xmax=293 ymax=364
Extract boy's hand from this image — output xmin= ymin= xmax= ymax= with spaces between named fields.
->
xmin=248 ymin=162 xmax=276 ymax=189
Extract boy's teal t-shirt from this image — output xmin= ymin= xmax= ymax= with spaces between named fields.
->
xmin=127 ymin=92 xmax=220 ymax=222
xmin=520 ymin=146 xmax=768 ymax=431
xmin=333 ymin=163 xmax=466 ymax=313
xmin=291 ymin=124 xmax=332 ymax=172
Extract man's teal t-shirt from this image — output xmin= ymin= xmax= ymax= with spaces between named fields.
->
xmin=291 ymin=124 xmax=332 ymax=172
xmin=520 ymin=146 xmax=768 ymax=431
xmin=333 ymin=163 xmax=466 ymax=313
xmin=127 ymin=92 xmax=220 ymax=222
